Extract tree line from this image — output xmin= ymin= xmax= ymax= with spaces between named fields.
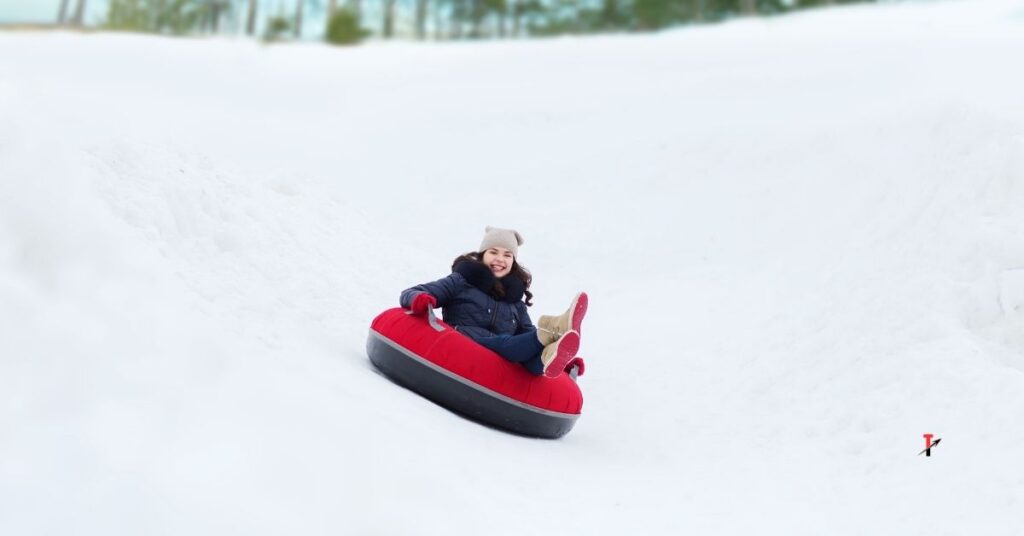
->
xmin=53 ymin=0 xmax=877 ymax=44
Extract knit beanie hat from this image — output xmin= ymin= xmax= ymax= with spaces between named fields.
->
xmin=479 ymin=226 xmax=525 ymax=257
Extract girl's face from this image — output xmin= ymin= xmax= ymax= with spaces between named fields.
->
xmin=482 ymin=247 xmax=514 ymax=278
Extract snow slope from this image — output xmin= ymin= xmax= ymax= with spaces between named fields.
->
xmin=3 ymin=1 xmax=1024 ymax=533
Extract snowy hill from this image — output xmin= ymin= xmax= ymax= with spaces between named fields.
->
xmin=3 ymin=1 xmax=1024 ymax=533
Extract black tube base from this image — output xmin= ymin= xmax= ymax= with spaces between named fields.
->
xmin=367 ymin=331 xmax=578 ymax=439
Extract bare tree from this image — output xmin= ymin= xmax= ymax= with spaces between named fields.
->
xmin=71 ymin=0 xmax=87 ymax=26
xmin=415 ymin=0 xmax=429 ymax=39
xmin=209 ymin=1 xmax=230 ymax=33
xmin=383 ymin=0 xmax=397 ymax=37
xmin=496 ymin=2 xmax=507 ymax=37
xmin=246 ymin=0 xmax=258 ymax=35
xmin=739 ymin=0 xmax=756 ymax=16
xmin=295 ymin=0 xmax=305 ymax=37
xmin=512 ymin=0 xmax=540 ymax=37
xmin=57 ymin=0 xmax=70 ymax=24
xmin=451 ymin=0 xmax=465 ymax=38
xmin=511 ymin=0 xmax=522 ymax=36
xmin=469 ymin=0 xmax=482 ymax=37
xmin=433 ymin=0 xmax=445 ymax=39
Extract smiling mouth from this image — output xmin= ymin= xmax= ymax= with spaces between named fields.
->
xmin=490 ymin=265 xmax=507 ymax=272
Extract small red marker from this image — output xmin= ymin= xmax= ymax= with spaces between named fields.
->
xmin=919 ymin=433 xmax=941 ymax=456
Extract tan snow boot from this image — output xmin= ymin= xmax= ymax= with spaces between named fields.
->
xmin=537 ymin=292 xmax=588 ymax=346
xmin=540 ymin=330 xmax=580 ymax=378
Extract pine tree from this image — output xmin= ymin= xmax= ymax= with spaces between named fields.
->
xmin=382 ymin=0 xmax=397 ymax=37
xmin=295 ymin=0 xmax=305 ymax=37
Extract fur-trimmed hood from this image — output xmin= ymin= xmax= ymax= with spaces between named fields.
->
xmin=453 ymin=258 xmax=525 ymax=304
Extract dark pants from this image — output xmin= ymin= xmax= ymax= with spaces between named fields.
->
xmin=474 ymin=332 xmax=545 ymax=376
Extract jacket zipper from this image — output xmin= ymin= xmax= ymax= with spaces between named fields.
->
xmin=488 ymin=300 xmax=498 ymax=333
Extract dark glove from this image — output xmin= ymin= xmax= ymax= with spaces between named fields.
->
xmin=409 ymin=293 xmax=437 ymax=315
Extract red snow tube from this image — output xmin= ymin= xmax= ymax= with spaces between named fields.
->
xmin=367 ymin=307 xmax=583 ymax=438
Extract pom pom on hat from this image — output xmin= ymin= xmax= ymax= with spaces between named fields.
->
xmin=479 ymin=226 xmax=525 ymax=257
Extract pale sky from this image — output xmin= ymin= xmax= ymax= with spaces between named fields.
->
xmin=0 ymin=0 xmax=109 ymax=24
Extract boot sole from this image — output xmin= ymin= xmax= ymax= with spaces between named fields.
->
xmin=568 ymin=292 xmax=588 ymax=335
xmin=543 ymin=331 xmax=580 ymax=378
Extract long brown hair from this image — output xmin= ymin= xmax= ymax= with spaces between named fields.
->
xmin=451 ymin=251 xmax=534 ymax=306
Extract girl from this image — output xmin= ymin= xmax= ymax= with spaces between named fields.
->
xmin=400 ymin=226 xmax=587 ymax=378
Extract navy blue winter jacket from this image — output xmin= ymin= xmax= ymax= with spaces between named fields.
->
xmin=400 ymin=258 xmax=535 ymax=342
